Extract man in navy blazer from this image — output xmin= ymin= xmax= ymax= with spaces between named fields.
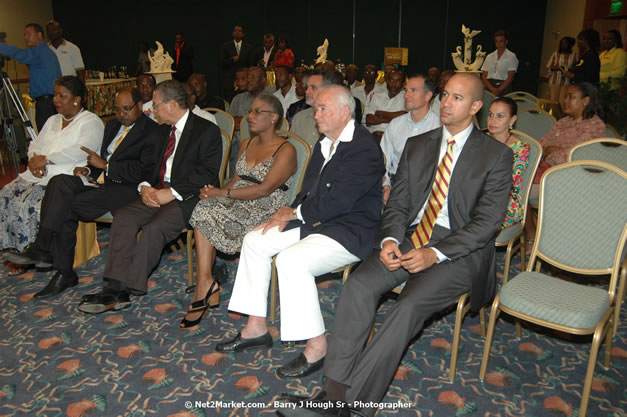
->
xmin=7 ymin=88 xmax=159 ymax=298
xmin=215 ymin=85 xmax=385 ymax=379
xmin=279 ymin=73 xmax=513 ymax=417
xmin=77 ymin=80 xmax=222 ymax=314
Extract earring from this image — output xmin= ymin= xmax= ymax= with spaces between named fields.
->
xmin=509 ymin=125 xmax=513 ymax=130
xmin=74 ymin=102 xmax=78 ymax=106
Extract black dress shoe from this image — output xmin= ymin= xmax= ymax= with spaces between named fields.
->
xmin=34 ymin=271 xmax=78 ymax=298
xmin=78 ymin=288 xmax=131 ymax=314
xmin=215 ymin=332 xmax=272 ymax=353
xmin=277 ymin=352 xmax=325 ymax=379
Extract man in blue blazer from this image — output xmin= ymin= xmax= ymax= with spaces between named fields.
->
xmin=279 ymin=73 xmax=513 ymax=417
xmin=215 ymin=85 xmax=385 ymax=379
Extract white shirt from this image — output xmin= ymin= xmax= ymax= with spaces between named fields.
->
xmin=21 ymin=110 xmax=104 ymax=185
xmin=430 ymin=95 xmax=441 ymax=117
xmin=380 ymin=110 xmax=441 ymax=187
xmin=263 ymin=46 xmax=274 ymax=67
xmin=351 ymin=82 xmax=385 ymax=111
xmin=273 ymin=84 xmax=299 ymax=117
xmin=138 ymin=110 xmax=191 ymax=200
xmin=364 ymin=90 xmax=406 ymax=132
xmin=49 ymin=40 xmax=85 ymax=76
xmin=234 ymin=40 xmax=242 ymax=55
xmin=142 ymin=101 xmax=157 ymax=121
xmin=481 ymin=48 xmax=519 ymax=80
xmin=192 ymin=105 xmax=217 ymax=125
xmin=295 ymin=120 xmax=356 ymax=222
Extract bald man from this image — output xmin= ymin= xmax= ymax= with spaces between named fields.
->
xmin=279 ymin=73 xmax=513 ymax=417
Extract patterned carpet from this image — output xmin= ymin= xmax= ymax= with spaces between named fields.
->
xmin=0 ymin=227 xmax=625 ymax=417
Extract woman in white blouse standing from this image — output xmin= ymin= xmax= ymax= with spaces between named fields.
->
xmin=546 ymin=36 xmax=577 ymax=108
xmin=481 ymin=30 xmax=519 ymax=97
xmin=0 ymin=76 xmax=103 ymax=255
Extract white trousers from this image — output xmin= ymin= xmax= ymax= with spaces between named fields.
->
xmin=228 ymin=226 xmax=359 ymax=341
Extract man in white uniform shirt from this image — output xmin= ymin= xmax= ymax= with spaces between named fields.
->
xmin=46 ymin=20 xmax=85 ymax=81
xmin=137 ymin=74 xmax=157 ymax=121
xmin=481 ymin=30 xmax=519 ymax=96
xmin=380 ymin=74 xmax=440 ymax=204
xmin=364 ymin=70 xmax=406 ymax=139
xmin=273 ymin=65 xmax=299 ymax=117
xmin=351 ymin=64 xmax=385 ymax=110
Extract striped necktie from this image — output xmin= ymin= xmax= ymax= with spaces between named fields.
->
xmin=96 ymin=126 xmax=131 ymax=184
xmin=158 ymin=125 xmax=177 ymax=189
xmin=410 ymin=137 xmax=455 ymax=248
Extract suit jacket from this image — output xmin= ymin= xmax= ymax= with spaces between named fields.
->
xmin=379 ymin=126 xmax=513 ymax=310
xmin=220 ymin=40 xmax=253 ymax=73
xmin=286 ymin=122 xmax=385 ymax=260
xmin=147 ymin=112 xmax=222 ymax=222
xmin=87 ymin=114 xmax=159 ymax=213
xmin=253 ymin=46 xmax=277 ymax=68
xmin=173 ymin=43 xmax=194 ymax=82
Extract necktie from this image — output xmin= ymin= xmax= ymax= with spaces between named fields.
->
xmin=235 ymin=42 xmax=241 ymax=56
xmin=158 ymin=126 xmax=177 ymax=189
xmin=97 ymin=126 xmax=131 ymax=184
xmin=410 ymin=138 xmax=456 ymax=248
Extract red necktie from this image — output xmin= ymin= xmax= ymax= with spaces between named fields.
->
xmin=158 ymin=126 xmax=176 ymax=189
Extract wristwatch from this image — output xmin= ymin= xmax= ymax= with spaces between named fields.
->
xmin=226 ymin=189 xmax=231 ymax=199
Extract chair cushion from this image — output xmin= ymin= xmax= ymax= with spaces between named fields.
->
xmin=495 ymin=222 xmax=522 ymax=244
xmin=500 ymin=272 xmax=610 ymax=329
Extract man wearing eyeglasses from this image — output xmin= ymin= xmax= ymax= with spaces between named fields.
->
xmin=6 ymin=88 xmax=160 ymax=298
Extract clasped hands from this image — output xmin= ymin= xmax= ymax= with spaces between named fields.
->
xmin=254 ymin=206 xmax=296 ymax=234
xmin=199 ymin=184 xmax=223 ymax=200
xmin=140 ymin=185 xmax=174 ymax=208
xmin=28 ymin=154 xmax=51 ymax=178
xmin=379 ymin=240 xmax=438 ymax=274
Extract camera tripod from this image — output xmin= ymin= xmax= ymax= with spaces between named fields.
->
xmin=0 ymin=70 xmax=37 ymax=176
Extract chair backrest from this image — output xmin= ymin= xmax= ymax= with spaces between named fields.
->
xmin=218 ymin=128 xmax=232 ymax=187
xmin=515 ymin=108 xmax=556 ymax=140
xmin=509 ymin=130 xmax=543 ymax=226
xmin=533 ymin=161 xmax=627 ymax=278
xmin=220 ymin=97 xmax=230 ymax=113
xmin=205 ymin=108 xmax=235 ymax=140
xmin=276 ymin=130 xmax=311 ymax=204
xmin=511 ymin=97 xmax=538 ymax=112
xmin=605 ymin=124 xmax=620 ymax=138
xmin=505 ymin=91 xmax=538 ymax=103
xmin=476 ymin=90 xmax=496 ymax=129
xmin=569 ymin=138 xmax=627 ymax=172
xmin=241 ymin=115 xmax=289 ymax=142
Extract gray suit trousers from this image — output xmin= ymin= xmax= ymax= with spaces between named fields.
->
xmin=324 ymin=226 xmax=472 ymax=416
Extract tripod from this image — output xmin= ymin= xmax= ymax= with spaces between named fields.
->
xmin=0 ymin=70 xmax=38 ymax=176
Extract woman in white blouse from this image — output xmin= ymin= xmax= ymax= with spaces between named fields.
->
xmin=546 ymin=36 xmax=577 ymax=108
xmin=0 ymin=76 xmax=103 ymax=254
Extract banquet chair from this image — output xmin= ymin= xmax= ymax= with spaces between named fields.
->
xmin=510 ymin=97 xmax=537 ymax=112
xmin=569 ymin=138 xmax=627 ymax=172
xmin=476 ymin=90 xmax=496 ymax=129
xmin=479 ymin=161 xmax=627 ymax=417
xmin=182 ymin=128 xmax=232 ymax=288
xmin=505 ymin=91 xmax=538 ymax=103
xmin=204 ymin=108 xmax=234 ymax=141
xmin=515 ymin=108 xmax=556 ymax=141
xmin=240 ymin=115 xmax=289 ymax=142
xmin=605 ymin=124 xmax=620 ymax=139
xmin=495 ymin=130 xmax=542 ymax=283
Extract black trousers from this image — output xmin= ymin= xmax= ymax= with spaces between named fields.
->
xmin=35 ymin=96 xmax=56 ymax=132
xmin=38 ymin=175 xmax=111 ymax=273
xmin=103 ymin=198 xmax=186 ymax=294
xmin=324 ymin=226 xmax=472 ymax=417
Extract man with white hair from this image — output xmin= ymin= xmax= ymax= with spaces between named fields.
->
xmin=215 ymin=85 xmax=385 ymax=380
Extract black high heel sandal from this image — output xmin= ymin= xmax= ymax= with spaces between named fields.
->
xmin=180 ymin=280 xmax=220 ymax=328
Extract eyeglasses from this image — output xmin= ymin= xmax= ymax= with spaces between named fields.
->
xmin=249 ymin=109 xmax=275 ymax=115
xmin=113 ymin=102 xmax=138 ymax=114
xmin=152 ymin=101 xmax=165 ymax=109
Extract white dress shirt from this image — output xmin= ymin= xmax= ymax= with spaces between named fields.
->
xmin=380 ymin=110 xmax=441 ymax=187
xmin=49 ymin=40 xmax=85 ymax=76
xmin=351 ymin=83 xmax=385 ymax=111
xmin=192 ymin=105 xmax=217 ymax=125
xmin=364 ymin=90 xmax=406 ymax=133
xmin=481 ymin=48 xmax=519 ymax=80
xmin=383 ymin=122 xmax=474 ymax=262
xmin=273 ymin=84 xmax=299 ymax=117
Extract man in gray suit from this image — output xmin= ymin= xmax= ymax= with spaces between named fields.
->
xmin=279 ymin=73 xmax=513 ymax=417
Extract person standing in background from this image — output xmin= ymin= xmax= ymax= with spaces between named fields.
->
xmin=546 ymin=37 xmax=576 ymax=108
xmin=599 ymin=29 xmax=627 ymax=89
xmin=0 ymin=23 xmax=62 ymax=131
xmin=481 ymin=30 xmax=519 ymax=97
xmin=46 ymin=20 xmax=85 ymax=82
xmin=220 ymin=25 xmax=253 ymax=101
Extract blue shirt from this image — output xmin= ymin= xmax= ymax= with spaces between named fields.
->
xmin=0 ymin=40 xmax=62 ymax=98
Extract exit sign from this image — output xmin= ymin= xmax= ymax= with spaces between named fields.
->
xmin=610 ymin=1 xmax=623 ymax=15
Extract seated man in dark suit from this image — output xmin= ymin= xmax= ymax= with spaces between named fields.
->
xmin=77 ymin=80 xmax=222 ymax=314
xmin=215 ymin=85 xmax=385 ymax=379
xmin=280 ymin=73 xmax=513 ymax=416
xmin=7 ymin=87 xmax=159 ymax=298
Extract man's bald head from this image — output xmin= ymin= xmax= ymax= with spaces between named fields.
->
xmin=451 ymin=72 xmax=484 ymax=101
